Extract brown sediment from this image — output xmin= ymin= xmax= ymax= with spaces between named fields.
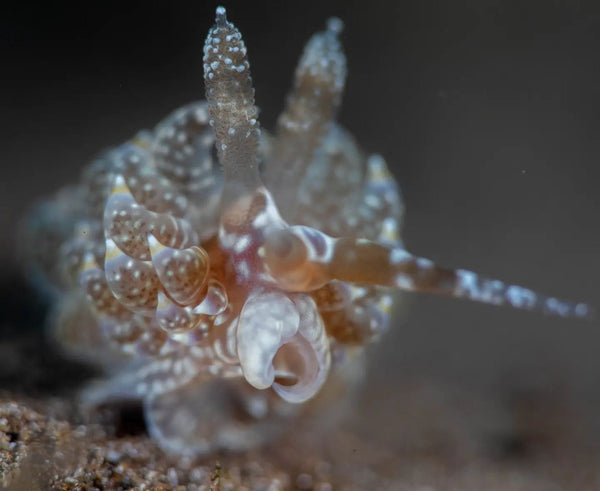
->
xmin=2 ymin=373 xmax=600 ymax=490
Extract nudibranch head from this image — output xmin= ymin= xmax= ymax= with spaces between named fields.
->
xmin=21 ymin=7 xmax=593 ymax=456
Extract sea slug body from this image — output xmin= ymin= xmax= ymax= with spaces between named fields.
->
xmin=20 ymin=7 xmax=593 ymax=456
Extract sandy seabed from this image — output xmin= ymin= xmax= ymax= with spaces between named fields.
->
xmin=2 ymin=330 xmax=600 ymax=490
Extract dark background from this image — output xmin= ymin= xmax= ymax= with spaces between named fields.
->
xmin=2 ymin=0 xmax=600 ymax=445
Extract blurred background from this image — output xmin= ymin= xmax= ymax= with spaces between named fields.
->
xmin=2 ymin=0 xmax=600 ymax=478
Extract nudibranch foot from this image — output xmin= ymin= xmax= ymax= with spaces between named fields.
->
xmin=143 ymin=377 xmax=296 ymax=457
xmin=19 ymin=6 xmax=594 ymax=457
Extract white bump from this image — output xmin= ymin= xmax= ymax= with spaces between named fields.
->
xmin=416 ymin=257 xmax=434 ymax=269
xmin=394 ymin=275 xmax=414 ymax=290
xmin=390 ymin=248 xmax=410 ymax=264
xmin=233 ymin=234 xmax=252 ymax=254
xmin=575 ymin=303 xmax=589 ymax=317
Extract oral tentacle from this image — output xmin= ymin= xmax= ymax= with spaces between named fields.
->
xmin=236 ymin=289 xmax=331 ymax=403
xmin=263 ymin=226 xmax=593 ymax=319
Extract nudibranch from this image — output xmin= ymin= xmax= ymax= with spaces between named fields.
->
xmin=21 ymin=7 xmax=592 ymax=456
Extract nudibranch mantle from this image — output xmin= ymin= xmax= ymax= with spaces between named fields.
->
xmin=21 ymin=7 xmax=592 ymax=456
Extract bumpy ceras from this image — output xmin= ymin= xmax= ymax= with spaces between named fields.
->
xmin=21 ymin=7 xmax=592 ymax=456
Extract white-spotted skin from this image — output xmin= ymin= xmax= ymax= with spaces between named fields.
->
xmin=21 ymin=6 xmax=593 ymax=458
xmin=59 ymin=221 xmax=105 ymax=286
xmin=100 ymin=315 xmax=146 ymax=346
xmin=149 ymin=236 xmax=209 ymax=306
xmin=152 ymin=102 xmax=221 ymax=198
xmin=78 ymin=253 xmax=133 ymax=320
xmin=455 ymin=270 xmax=591 ymax=318
xmin=104 ymin=175 xmax=200 ymax=261
xmin=193 ymin=279 xmax=228 ymax=316
xmin=120 ymin=145 xmax=189 ymax=217
xmin=104 ymin=238 xmax=161 ymax=315
xmin=150 ymin=212 xmax=199 ymax=250
xmin=155 ymin=292 xmax=203 ymax=333
xmin=104 ymin=179 xmax=153 ymax=260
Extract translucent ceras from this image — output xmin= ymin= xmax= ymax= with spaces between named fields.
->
xmin=20 ymin=7 xmax=592 ymax=456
